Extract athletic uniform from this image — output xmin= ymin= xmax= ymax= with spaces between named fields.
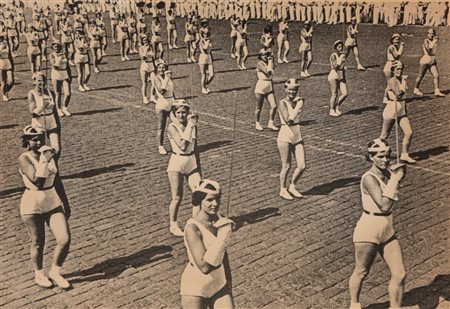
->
xmin=277 ymin=98 xmax=303 ymax=145
xmin=74 ymin=38 xmax=89 ymax=64
xmin=328 ymin=52 xmax=346 ymax=82
xmin=30 ymin=89 xmax=58 ymax=131
xmin=254 ymin=60 xmax=273 ymax=95
xmin=50 ymin=52 xmax=70 ymax=81
xmin=154 ymin=75 xmax=175 ymax=112
xmin=167 ymin=122 xmax=197 ymax=174
xmin=299 ymin=27 xmax=312 ymax=53
xmin=383 ymin=44 xmax=402 ymax=75
xmin=139 ymin=45 xmax=155 ymax=73
xmin=344 ymin=24 xmax=358 ymax=48
xmin=419 ymin=38 xmax=437 ymax=67
xmin=383 ymin=76 xmax=407 ymax=120
xmin=198 ymin=39 xmax=212 ymax=65
xmin=180 ymin=218 xmax=227 ymax=298
xmin=353 ymin=171 xmax=395 ymax=245
xmin=0 ymin=42 xmax=13 ymax=70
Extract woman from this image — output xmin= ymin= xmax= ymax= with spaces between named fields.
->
xmin=166 ymin=9 xmax=179 ymax=49
xmin=87 ymin=20 xmax=102 ymax=73
xmin=117 ymin=13 xmax=130 ymax=61
xmin=5 ymin=13 xmax=20 ymax=57
xmin=235 ymin=19 xmax=248 ymax=70
xmin=0 ymin=35 xmax=14 ymax=102
xmin=328 ymin=40 xmax=348 ymax=117
xmin=349 ymin=138 xmax=406 ymax=309
xmin=229 ymin=15 xmax=239 ymax=58
xmin=166 ymin=100 xmax=201 ymax=236
xmin=18 ymin=125 xmax=71 ymax=289
xmin=139 ymin=34 xmax=156 ymax=104
xmin=25 ymin=24 xmax=42 ymax=74
xmin=198 ymin=30 xmax=214 ymax=94
xmin=73 ymin=31 xmax=91 ymax=92
xmin=32 ymin=13 xmax=47 ymax=61
xmin=276 ymin=17 xmax=289 ymax=64
xmin=260 ymin=24 xmax=274 ymax=54
xmin=383 ymin=33 xmax=404 ymax=80
xmin=50 ymin=40 xmax=72 ymax=117
xmin=299 ymin=21 xmax=313 ymax=77
xmin=28 ymin=72 xmax=61 ymax=160
xmin=379 ymin=61 xmax=415 ymax=164
xmin=413 ymin=29 xmax=444 ymax=97
xmin=137 ymin=15 xmax=147 ymax=36
xmin=277 ymin=78 xmax=306 ymax=200
xmin=95 ymin=12 xmax=108 ymax=56
xmin=180 ymin=179 xmax=235 ymax=308
xmin=110 ymin=6 xmax=119 ymax=43
xmin=151 ymin=17 xmax=164 ymax=60
xmin=255 ymin=48 xmax=278 ymax=131
xmin=60 ymin=17 xmax=75 ymax=66
xmin=154 ymin=59 xmax=176 ymax=155
xmin=184 ymin=16 xmax=196 ymax=63
xmin=345 ymin=17 xmax=365 ymax=71
xmin=127 ymin=12 xmax=138 ymax=54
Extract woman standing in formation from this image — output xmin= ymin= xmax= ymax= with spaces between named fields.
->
xmin=235 ymin=19 xmax=248 ymax=70
xmin=60 ymin=17 xmax=75 ymax=66
xmin=383 ymin=33 xmax=404 ymax=80
xmin=254 ymin=48 xmax=278 ymax=131
xmin=299 ymin=21 xmax=313 ymax=77
xmin=328 ymin=40 xmax=348 ymax=117
xmin=18 ymin=125 xmax=71 ymax=289
xmin=277 ymin=78 xmax=306 ymax=200
xmin=5 ymin=13 xmax=20 ymax=57
xmin=128 ymin=12 xmax=138 ymax=54
xmin=0 ymin=34 xmax=14 ymax=102
xmin=95 ymin=12 xmax=107 ymax=56
xmin=49 ymin=40 xmax=72 ymax=117
xmin=167 ymin=9 xmax=179 ymax=49
xmin=180 ymin=179 xmax=235 ymax=309
xmin=166 ymin=100 xmax=201 ymax=236
xmin=117 ymin=13 xmax=130 ymax=61
xmin=154 ymin=59 xmax=176 ymax=155
xmin=198 ymin=30 xmax=214 ymax=94
xmin=87 ymin=20 xmax=102 ymax=73
xmin=345 ymin=17 xmax=365 ymax=71
xmin=349 ymin=138 xmax=406 ymax=309
xmin=25 ymin=24 xmax=42 ymax=74
xmin=277 ymin=16 xmax=290 ymax=64
xmin=260 ymin=24 xmax=274 ymax=54
xmin=110 ymin=6 xmax=119 ymax=43
xmin=151 ymin=17 xmax=164 ymax=60
xmin=73 ymin=31 xmax=91 ymax=92
xmin=380 ymin=61 xmax=416 ymax=164
xmin=229 ymin=15 xmax=239 ymax=59
xmin=185 ymin=15 xmax=196 ymax=63
xmin=413 ymin=29 xmax=444 ymax=97
xmin=139 ymin=34 xmax=156 ymax=104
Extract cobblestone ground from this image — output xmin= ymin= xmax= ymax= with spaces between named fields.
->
xmin=1 ymin=16 xmax=449 ymax=309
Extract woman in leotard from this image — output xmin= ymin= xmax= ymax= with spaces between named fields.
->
xmin=235 ymin=19 xmax=248 ymax=70
xmin=139 ymin=34 xmax=156 ymax=104
xmin=49 ymin=40 xmax=72 ymax=117
xmin=383 ymin=33 xmax=404 ymax=81
xmin=0 ymin=34 xmax=14 ymax=102
xmin=299 ymin=21 xmax=313 ymax=77
xmin=198 ymin=30 xmax=214 ymax=94
xmin=345 ymin=17 xmax=365 ymax=71
xmin=328 ymin=40 xmax=347 ymax=117
xmin=276 ymin=16 xmax=289 ymax=64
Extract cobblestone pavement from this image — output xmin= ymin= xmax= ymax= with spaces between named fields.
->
xmin=1 ymin=16 xmax=449 ymax=309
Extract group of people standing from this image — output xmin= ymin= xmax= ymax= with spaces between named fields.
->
xmin=2 ymin=1 xmax=447 ymax=308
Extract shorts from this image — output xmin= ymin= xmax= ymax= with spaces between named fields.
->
xmin=230 ymin=29 xmax=236 ymax=38
xmin=140 ymin=61 xmax=155 ymax=73
xmin=155 ymin=96 xmax=175 ymax=112
xmin=151 ymin=35 xmax=161 ymax=44
xmin=353 ymin=212 xmax=395 ymax=245
xmin=51 ymin=69 xmax=69 ymax=81
xmin=382 ymin=100 xmax=406 ymax=119
xmin=27 ymin=46 xmax=41 ymax=58
xmin=75 ymin=53 xmax=89 ymax=64
xmin=277 ymin=124 xmax=302 ymax=144
xmin=20 ymin=187 xmax=62 ymax=216
xmin=235 ymin=38 xmax=246 ymax=50
xmin=32 ymin=114 xmax=58 ymax=131
xmin=255 ymin=80 xmax=273 ymax=95
xmin=299 ymin=42 xmax=311 ymax=52
xmin=327 ymin=69 xmax=345 ymax=82
xmin=184 ymin=34 xmax=194 ymax=43
xmin=118 ymin=32 xmax=129 ymax=41
xmin=90 ymin=40 xmax=101 ymax=48
xmin=167 ymin=154 xmax=198 ymax=175
xmin=345 ymin=37 xmax=356 ymax=47
xmin=0 ymin=58 xmax=12 ymax=70
xmin=419 ymin=55 xmax=436 ymax=66
xmin=198 ymin=53 xmax=212 ymax=65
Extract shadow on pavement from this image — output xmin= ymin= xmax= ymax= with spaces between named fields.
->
xmin=231 ymin=207 xmax=281 ymax=231
xmin=212 ymin=86 xmax=251 ymax=93
xmin=411 ymin=146 xmax=449 ymax=161
xmin=198 ymin=140 xmax=233 ymax=153
xmin=405 ymin=95 xmax=433 ymax=103
xmin=93 ymin=85 xmax=132 ymax=91
xmin=0 ymin=124 xmax=18 ymax=130
xmin=299 ymin=119 xmax=317 ymax=126
xmin=303 ymin=177 xmax=360 ymax=196
xmin=72 ymin=107 xmax=123 ymax=116
xmin=66 ymin=245 xmax=173 ymax=283
xmin=62 ymin=163 xmax=135 ymax=180
xmin=345 ymin=105 xmax=381 ymax=115
xmin=364 ymin=274 xmax=450 ymax=309
xmin=101 ymin=67 xmax=137 ymax=73
xmin=215 ymin=67 xmax=255 ymax=74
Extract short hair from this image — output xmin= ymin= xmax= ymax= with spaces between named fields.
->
xmin=192 ymin=183 xmax=221 ymax=206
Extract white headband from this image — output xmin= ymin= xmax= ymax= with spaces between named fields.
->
xmin=368 ymin=138 xmax=390 ymax=152
xmin=195 ymin=179 xmax=221 ymax=195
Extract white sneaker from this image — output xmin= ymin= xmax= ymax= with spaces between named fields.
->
xmin=255 ymin=122 xmax=263 ymax=131
xmin=329 ymin=109 xmax=339 ymax=117
xmin=190 ymin=56 xmax=196 ymax=62
xmin=277 ymin=59 xmax=283 ymax=64
xmin=267 ymin=121 xmax=279 ymax=131
xmin=102 ymin=51 xmax=107 ymax=56
xmin=202 ymin=88 xmax=209 ymax=94
xmin=48 ymin=271 xmax=70 ymax=289
xmin=2 ymin=94 xmax=10 ymax=102
xmin=83 ymin=85 xmax=91 ymax=91
xmin=121 ymin=57 xmax=126 ymax=61
xmin=400 ymin=153 xmax=416 ymax=164
xmin=143 ymin=97 xmax=150 ymax=104
xmin=279 ymin=188 xmax=294 ymax=200
xmin=413 ymin=88 xmax=423 ymax=96
xmin=283 ymin=58 xmax=289 ymax=63
xmin=241 ymin=64 xmax=247 ymax=70
xmin=335 ymin=107 xmax=342 ymax=116
xmin=35 ymin=274 xmax=53 ymax=288
xmin=305 ymin=70 xmax=311 ymax=77
xmin=94 ymin=67 xmax=100 ymax=73
xmin=300 ymin=72 xmax=307 ymax=77
xmin=169 ymin=223 xmax=184 ymax=237
xmin=78 ymin=86 xmax=86 ymax=92
xmin=62 ymin=107 xmax=72 ymax=117
xmin=288 ymin=184 xmax=303 ymax=198
xmin=158 ymin=146 xmax=167 ymax=155
xmin=187 ymin=58 xmax=192 ymax=63
xmin=173 ymin=44 xmax=179 ymax=49
xmin=435 ymin=89 xmax=445 ymax=97
xmin=168 ymin=45 xmax=173 ymax=50
xmin=357 ymin=65 xmax=366 ymax=71
xmin=57 ymin=108 xmax=65 ymax=117
xmin=124 ymin=56 xmax=130 ymax=61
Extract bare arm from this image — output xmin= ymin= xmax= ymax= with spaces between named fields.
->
xmin=184 ymin=224 xmax=219 ymax=274
xmin=18 ymin=154 xmax=46 ymax=188
xmin=363 ymin=174 xmax=395 ymax=212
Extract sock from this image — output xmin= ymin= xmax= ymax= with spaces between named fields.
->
xmin=34 ymin=269 xmax=45 ymax=277
xmin=50 ymin=265 xmax=62 ymax=275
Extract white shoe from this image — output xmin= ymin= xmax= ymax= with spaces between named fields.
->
xmin=329 ymin=109 xmax=339 ymax=117
xmin=2 ymin=94 xmax=10 ymax=102
xmin=413 ymin=88 xmax=423 ymax=96
xmin=168 ymin=45 xmax=173 ymax=50
xmin=121 ymin=57 xmax=126 ymax=61
xmin=190 ymin=56 xmax=196 ymax=62
xmin=102 ymin=51 xmax=107 ymax=56
xmin=279 ymin=188 xmax=294 ymax=200
xmin=335 ymin=107 xmax=342 ymax=116
xmin=202 ymin=88 xmax=209 ymax=94
xmin=83 ymin=85 xmax=91 ymax=91
xmin=48 ymin=271 xmax=70 ymax=289
xmin=124 ymin=56 xmax=130 ymax=61
xmin=187 ymin=58 xmax=192 ymax=63
xmin=35 ymin=274 xmax=53 ymax=288
xmin=231 ymin=53 xmax=236 ymax=59
xmin=78 ymin=86 xmax=86 ymax=92
xmin=283 ymin=58 xmax=289 ymax=63
xmin=158 ymin=146 xmax=167 ymax=155
xmin=169 ymin=223 xmax=184 ymax=237
xmin=241 ymin=64 xmax=247 ymax=70
xmin=305 ymin=70 xmax=311 ymax=77
xmin=255 ymin=122 xmax=263 ymax=131
xmin=94 ymin=67 xmax=100 ymax=73
xmin=400 ymin=153 xmax=416 ymax=164
xmin=57 ymin=108 xmax=65 ymax=117
xmin=149 ymin=96 xmax=156 ymax=103
xmin=173 ymin=44 xmax=179 ymax=49
xmin=62 ymin=107 xmax=72 ymax=117
xmin=435 ymin=89 xmax=445 ymax=97
xmin=357 ymin=65 xmax=366 ymax=71
xmin=267 ymin=121 xmax=279 ymax=131
xmin=206 ymin=87 xmax=211 ymax=92
xmin=143 ymin=97 xmax=150 ymax=104
xmin=288 ymin=184 xmax=303 ymax=198
xmin=277 ymin=59 xmax=283 ymax=64
xmin=300 ymin=72 xmax=307 ymax=77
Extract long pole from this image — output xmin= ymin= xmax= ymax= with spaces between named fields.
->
xmin=226 ymin=91 xmax=238 ymax=218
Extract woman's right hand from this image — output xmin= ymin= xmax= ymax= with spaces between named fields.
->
xmin=390 ymin=163 xmax=406 ymax=182
xmin=188 ymin=114 xmax=199 ymax=125
xmin=217 ymin=223 xmax=233 ymax=243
